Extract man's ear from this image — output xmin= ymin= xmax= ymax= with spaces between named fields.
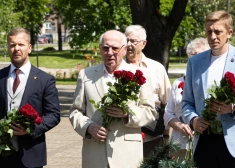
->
xmin=142 ymin=40 xmax=147 ymax=49
xmin=228 ymin=29 xmax=233 ymax=38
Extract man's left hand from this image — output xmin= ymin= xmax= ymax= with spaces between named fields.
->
xmin=210 ymin=100 xmax=233 ymax=114
xmin=10 ymin=122 xmax=27 ymax=136
xmin=106 ymin=105 xmax=128 ymax=118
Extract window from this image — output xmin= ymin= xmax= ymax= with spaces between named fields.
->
xmin=45 ymin=22 xmax=52 ymax=29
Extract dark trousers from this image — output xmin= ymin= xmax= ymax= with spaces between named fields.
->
xmin=0 ymin=152 xmax=42 ymax=168
xmin=194 ymin=132 xmax=235 ymax=168
xmin=143 ymin=137 xmax=164 ymax=157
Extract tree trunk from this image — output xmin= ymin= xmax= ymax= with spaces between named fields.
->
xmin=58 ymin=17 xmax=62 ymax=51
xmin=129 ymin=0 xmax=188 ymax=71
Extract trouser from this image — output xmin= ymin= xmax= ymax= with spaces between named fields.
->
xmin=0 ymin=151 xmax=43 ymax=168
xmin=143 ymin=136 xmax=164 ymax=157
xmin=194 ymin=132 xmax=235 ymax=168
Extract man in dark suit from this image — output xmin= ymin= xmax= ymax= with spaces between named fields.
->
xmin=0 ymin=28 xmax=60 ymax=167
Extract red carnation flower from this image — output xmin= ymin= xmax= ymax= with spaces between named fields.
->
xmin=135 ymin=70 xmax=143 ymax=78
xmin=19 ymin=103 xmax=42 ymax=125
xmin=114 ymin=71 xmax=123 ymax=78
xmin=141 ymin=132 xmax=145 ymax=139
xmin=34 ymin=117 xmax=42 ymax=124
xmin=178 ymin=81 xmax=184 ymax=95
xmin=125 ymin=71 xmax=135 ymax=81
xmin=136 ymin=76 xmax=146 ymax=85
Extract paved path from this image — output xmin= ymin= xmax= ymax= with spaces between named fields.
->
xmin=45 ymin=85 xmax=83 ymax=168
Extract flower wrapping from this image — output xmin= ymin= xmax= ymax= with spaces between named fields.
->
xmin=201 ymin=71 xmax=235 ymax=134
xmin=0 ymin=103 xmax=42 ymax=156
xmin=90 ymin=69 xmax=146 ymax=128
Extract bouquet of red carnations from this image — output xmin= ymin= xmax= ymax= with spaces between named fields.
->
xmin=90 ymin=69 xmax=146 ymax=128
xmin=201 ymin=71 xmax=235 ymax=134
xmin=0 ymin=103 xmax=42 ymax=156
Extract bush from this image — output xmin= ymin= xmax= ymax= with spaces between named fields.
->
xmin=42 ymin=47 xmax=56 ymax=51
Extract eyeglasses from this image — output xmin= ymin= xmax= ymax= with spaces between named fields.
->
xmin=101 ymin=45 xmax=125 ymax=54
xmin=127 ymin=39 xmax=143 ymax=45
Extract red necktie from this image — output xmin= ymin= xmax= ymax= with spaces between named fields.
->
xmin=13 ymin=69 xmax=20 ymax=94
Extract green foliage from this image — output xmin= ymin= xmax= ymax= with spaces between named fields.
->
xmin=0 ymin=0 xmax=18 ymax=45
xmin=90 ymin=70 xmax=145 ymax=128
xmin=201 ymin=72 xmax=235 ymax=134
xmin=57 ymin=0 xmax=131 ymax=48
xmin=140 ymin=140 xmax=195 ymax=168
xmin=0 ymin=104 xmax=41 ymax=156
xmin=0 ymin=0 xmax=50 ymax=50
xmin=171 ymin=0 xmax=235 ymax=50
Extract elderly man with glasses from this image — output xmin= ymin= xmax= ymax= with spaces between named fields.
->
xmin=69 ymin=30 xmax=157 ymax=168
xmin=124 ymin=25 xmax=171 ymax=157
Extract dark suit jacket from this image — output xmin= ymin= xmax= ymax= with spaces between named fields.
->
xmin=0 ymin=65 xmax=60 ymax=167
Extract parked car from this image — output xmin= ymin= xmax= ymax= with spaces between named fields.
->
xmin=38 ymin=35 xmax=48 ymax=44
xmin=43 ymin=34 xmax=53 ymax=43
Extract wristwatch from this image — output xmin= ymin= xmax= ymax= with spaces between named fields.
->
xmin=190 ymin=117 xmax=197 ymax=130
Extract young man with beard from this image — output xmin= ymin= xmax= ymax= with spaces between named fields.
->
xmin=124 ymin=25 xmax=171 ymax=157
xmin=0 ymin=28 xmax=60 ymax=167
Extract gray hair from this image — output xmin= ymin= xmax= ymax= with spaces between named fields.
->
xmin=7 ymin=27 xmax=31 ymax=43
xmin=124 ymin=25 xmax=147 ymax=40
xmin=99 ymin=30 xmax=127 ymax=46
xmin=186 ymin=37 xmax=210 ymax=57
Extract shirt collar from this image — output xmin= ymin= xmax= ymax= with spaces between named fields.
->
xmin=140 ymin=53 xmax=148 ymax=68
xmin=10 ymin=60 xmax=31 ymax=75
xmin=103 ymin=61 xmax=124 ymax=76
xmin=124 ymin=52 xmax=148 ymax=68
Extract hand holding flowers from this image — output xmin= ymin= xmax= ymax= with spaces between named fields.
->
xmin=90 ymin=69 xmax=146 ymax=128
xmin=0 ymin=103 xmax=42 ymax=156
xmin=200 ymin=71 xmax=235 ymax=134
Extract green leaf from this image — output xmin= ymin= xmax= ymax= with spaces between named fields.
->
xmin=7 ymin=129 xmax=13 ymax=137
xmin=89 ymin=99 xmax=96 ymax=104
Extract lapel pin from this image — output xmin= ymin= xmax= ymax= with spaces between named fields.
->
xmin=231 ymin=58 xmax=234 ymax=62
xmin=34 ymin=76 xmax=37 ymax=80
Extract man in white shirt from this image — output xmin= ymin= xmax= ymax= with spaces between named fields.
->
xmin=124 ymin=25 xmax=171 ymax=157
xmin=182 ymin=11 xmax=235 ymax=167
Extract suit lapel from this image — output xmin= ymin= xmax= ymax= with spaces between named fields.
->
xmin=93 ymin=64 xmax=105 ymax=99
xmin=223 ymin=44 xmax=235 ymax=74
xmin=201 ymin=50 xmax=211 ymax=99
xmin=20 ymin=66 xmax=39 ymax=106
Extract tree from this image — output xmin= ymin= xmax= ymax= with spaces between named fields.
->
xmin=57 ymin=0 xmax=131 ymax=49
xmin=47 ymin=0 xmax=63 ymax=51
xmin=129 ymin=0 xmax=188 ymax=70
xmin=14 ymin=0 xmax=50 ymax=47
xmin=0 ymin=0 xmax=19 ymax=44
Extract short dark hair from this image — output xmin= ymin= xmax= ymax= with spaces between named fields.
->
xmin=7 ymin=28 xmax=31 ymax=43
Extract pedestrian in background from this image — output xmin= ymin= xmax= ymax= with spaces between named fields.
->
xmin=124 ymin=25 xmax=171 ymax=157
xmin=164 ymin=37 xmax=210 ymax=161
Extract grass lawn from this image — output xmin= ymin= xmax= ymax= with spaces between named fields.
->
xmin=0 ymin=47 xmax=187 ymax=85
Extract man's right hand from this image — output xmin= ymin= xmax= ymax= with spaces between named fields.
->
xmin=193 ymin=117 xmax=210 ymax=134
xmin=87 ymin=123 xmax=108 ymax=142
